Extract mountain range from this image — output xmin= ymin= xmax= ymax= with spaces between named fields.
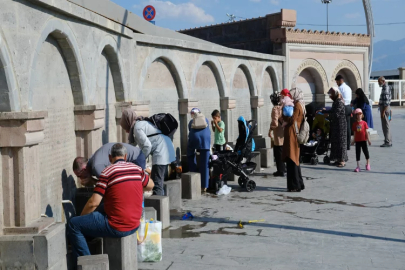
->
xmin=372 ymin=38 xmax=405 ymax=71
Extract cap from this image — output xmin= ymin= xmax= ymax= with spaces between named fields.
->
xmin=354 ymin=108 xmax=363 ymax=115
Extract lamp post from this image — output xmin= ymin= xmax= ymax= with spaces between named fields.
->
xmin=321 ymin=0 xmax=332 ymax=32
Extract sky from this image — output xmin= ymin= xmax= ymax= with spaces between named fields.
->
xmin=110 ymin=0 xmax=405 ymax=43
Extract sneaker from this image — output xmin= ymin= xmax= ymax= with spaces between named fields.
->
xmin=380 ymin=143 xmax=392 ymax=147
xmin=366 ymin=164 xmax=371 ymax=171
xmin=354 ymin=167 xmax=360 ymax=172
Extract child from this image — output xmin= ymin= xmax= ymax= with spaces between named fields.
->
xmin=211 ymin=110 xmax=226 ymax=152
xmin=351 ymin=108 xmax=371 ymax=172
xmin=281 ymin=95 xmax=294 ymax=117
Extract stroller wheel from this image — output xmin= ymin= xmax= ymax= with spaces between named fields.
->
xmin=310 ymin=157 xmax=319 ymax=165
xmin=323 ymin=156 xmax=330 ymax=165
xmin=238 ymin=177 xmax=245 ymax=187
xmin=245 ymin=180 xmax=256 ymax=192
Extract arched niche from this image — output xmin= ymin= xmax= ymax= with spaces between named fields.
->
xmin=332 ymin=60 xmax=362 ymax=94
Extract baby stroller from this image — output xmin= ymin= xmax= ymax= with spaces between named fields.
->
xmin=210 ymin=116 xmax=258 ymax=192
xmin=300 ymin=113 xmax=331 ymax=165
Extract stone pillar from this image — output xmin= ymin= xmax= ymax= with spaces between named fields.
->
xmin=220 ymin=97 xmax=236 ymax=143
xmin=74 ymin=105 xmax=105 ymax=159
xmin=131 ymin=101 xmax=150 ymax=118
xmin=179 ymin=99 xmax=198 ymax=170
xmin=398 ymin=67 xmax=405 ymax=80
xmin=115 ymin=102 xmax=132 ymax=143
xmin=0 ymin=111 xmax=47 ymax=231
xmin=251 ymin=96 xmax=264 ymax=136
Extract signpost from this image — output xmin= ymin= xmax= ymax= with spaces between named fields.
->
xmin=143 ymin=5 xmax=156 ymax=24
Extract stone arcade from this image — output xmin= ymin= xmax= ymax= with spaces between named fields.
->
xmin=0 ymin=0 xmax=369 ymax=268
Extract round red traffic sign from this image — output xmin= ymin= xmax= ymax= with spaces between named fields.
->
xmin=143 ymin=5 xmax=156 ymax=21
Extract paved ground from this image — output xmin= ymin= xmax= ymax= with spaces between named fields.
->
xmin=140 ymin=108 xmax=405 ymax=270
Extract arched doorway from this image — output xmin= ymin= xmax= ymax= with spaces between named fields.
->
xmin=31 ymin=32 xmax=81 ymax=222
xmin=334 ymin=69 xmax=360 ymax=95
xmin=332 ymin=60 xmax=362 ymax=96
xmin=192 ymin=62 xmax=221 ymax=143
xmin=95 ymin=45 xmax=125 ymax=144
xmin=231 ymin=65 xmax=254 ymax=138
xmin=0 ymin=58 xmax=9 ymax=111
xmin=141 ymin=58 xmax=182 ymax=156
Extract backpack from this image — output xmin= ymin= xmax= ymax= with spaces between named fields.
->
xmin=145 ymin=113 xmax=178 ymax=137
xmin=191 ymin=112 xmax=208 ymax=129
xmin=294 ymin=104 xmax=310 ymax=144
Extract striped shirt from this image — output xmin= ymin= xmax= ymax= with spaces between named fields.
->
xmin=94 ymin=159 xmax=149 ymax=231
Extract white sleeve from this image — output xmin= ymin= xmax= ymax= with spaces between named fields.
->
xmin=134 ymin=125 xmax=152 ymax=158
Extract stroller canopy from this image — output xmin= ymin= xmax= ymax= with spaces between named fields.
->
xmin=236 ymin=116 xmax=255 ymax=153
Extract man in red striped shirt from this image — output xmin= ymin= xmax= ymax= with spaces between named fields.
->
xmin=68 ymin=143 xmax=154 ymax=265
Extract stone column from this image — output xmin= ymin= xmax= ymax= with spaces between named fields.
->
xmin=115 ymin=102 xmax=132 ymax=143
xmin=74 ymin=105 xmax=105 ymax=159
xmin=179 ymin=99 xmax=198 ymax=170
xmin=220 ymin=97 xmax=236 ymax=143
xmin=251 ymin=96 xmax=264 ymax=136
xmin=131 ymin=101 xmax=150 ymax=118
xmin=0 ymin=111 xmax=47 ymax=231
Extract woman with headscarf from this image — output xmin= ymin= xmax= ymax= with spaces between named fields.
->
xmin=120 ymin=109 xmax=176 ymax=195
xmin=321 ymin=87 xmax=348 ymax=167
xmin=187 ymin=108 xmax=211 ymax=192
xmin=269 ymin=92 xmax=285 ymax=177
xmin=351 ymin=88 xmax=374 ymax=129
xmin=282 ymin=88 xmax=305 ymax=192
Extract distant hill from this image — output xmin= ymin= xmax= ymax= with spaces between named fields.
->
xmin=372 ymin=38 xmax=405 ymax=71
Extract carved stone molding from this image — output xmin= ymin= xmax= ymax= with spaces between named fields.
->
xmin=220 ymin=97 xmax=236 ymax=110
xmin=271 ymin=28 xmax=371 ymax=47
xmin=115 ymin=102 xmax=132 ymax=120
xmin=179 ymin=99 xmax=199 ymax=115
xmin=251 ymin=96 xmax=264 ymax=108
xmin=0 ymin=111 xmax=47 ymax=147
xmin=331 ymin=60 xmax=362 ymax=89
xmin=131 ymin=101 xmax=150 ymax=118
xmin=291 ymin=59 xmax=329 ymax=94
xmin=74 ymin=105 xmax=105 ymax=131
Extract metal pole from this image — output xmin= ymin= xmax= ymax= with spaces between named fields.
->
xmin=327 ymin=3 xmax=329 ymax=32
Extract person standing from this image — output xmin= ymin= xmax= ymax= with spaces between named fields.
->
xmin=120 ymin=109 xmax=176 ymax=196
xmin=269 ymin=93 xmax=285 ymax=177
xmin=68 ymin=143 xmax=154 ymax=266
xmin=211 ymin=110 xmax=226 ymax=152
xmin=282 ymin=88 xmax=305 ymax=192
xmin=351 ymin=88 xmax=373 ymax=129
xmin=335 ymin=75 xmax=352 ymax=151
xmin=351 ymin=109 xmax=371 ymax=172
xmin=378 ymin=76 xmax=392 ymax=147
xmin=321 ymin=87 xmax=348 ymax=167
xmin=187 ymin=108 xmax=211 ymax=192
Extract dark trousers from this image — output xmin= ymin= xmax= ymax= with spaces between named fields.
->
xmin=213 ymin=144 xmax=225 ymax=152
xmin=286 ymin=158 xmax=305 ymax=191
xmin=68 ymin=208 xmax=137 ymax=266
xmin=355 ymin=141 xmax=370 ymax=161
xmin=345 ymin=105 xmax=352 ymax=150
xmin=273 ymin=145 xmax=285 ymax=173
xmin=151 ymin=164 xmax=167 ymax=196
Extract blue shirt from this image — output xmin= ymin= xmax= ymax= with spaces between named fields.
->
xmin=188 ymin=118 xmax=211 ymax=150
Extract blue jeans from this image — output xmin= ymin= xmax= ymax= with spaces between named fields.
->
xmin=68 ymin=209 xmax=137 ymax=265
xmin=187 ymin=148 xmax=210 ymax=189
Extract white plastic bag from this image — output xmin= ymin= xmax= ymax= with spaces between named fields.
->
xmin=137 ymin=220 xmax=162 ymax=262
xmin=217 ymin=185 xmax=232 ymax=195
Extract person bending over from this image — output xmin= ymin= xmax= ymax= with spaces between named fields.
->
xmin=68 ymin=143 xmax=154 ymax=267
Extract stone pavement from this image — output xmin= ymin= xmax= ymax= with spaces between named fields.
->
xmin=140 ymin=108 xmax=405 ymax=270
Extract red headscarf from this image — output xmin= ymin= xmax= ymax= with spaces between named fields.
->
xmin=280 ymin=89 xmax=292 ymax=99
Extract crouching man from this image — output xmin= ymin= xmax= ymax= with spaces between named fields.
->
xmin=68 ymin=143 xmax=154 ymax=265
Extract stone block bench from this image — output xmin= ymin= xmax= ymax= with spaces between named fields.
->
xmin=144 ymin=206 xmax=157 ymax=221
xmin=144 ymin=196 xmax=170 ymax=229
xmin=78 ymin=254 xmax=109 ymax=270
xmin=251 ymin=151 xmax=261 ymax=172
xmin=181 ymin=173 xmax=201 ymax=200
xmin=103 ymin=234 xmax=137 ymax=270
xmin=164 ymin=180 xmax=182 ymax=210
xmin=260 ymin=148 xmax=273 ymax=168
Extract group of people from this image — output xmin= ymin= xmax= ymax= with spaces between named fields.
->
xmin=269 ymin=75 xmax=393 ymax=191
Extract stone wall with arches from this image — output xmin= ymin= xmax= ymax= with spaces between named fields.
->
xmin=0 ymin=0 xmax=284 ymax=239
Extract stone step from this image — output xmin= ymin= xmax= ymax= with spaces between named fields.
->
xmin=78 ymin=254 xmax=109 ymax=270
xmin=144 ymin=196 xmax=170 ymax=229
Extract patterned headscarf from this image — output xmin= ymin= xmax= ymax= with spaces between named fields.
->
xmin=290 ymin=88 xmax=305 ymax=109
xmin=120 ymin=109 xmax=137 ymax=132
xmin=190 ymin=108 xmax=201 ymax=119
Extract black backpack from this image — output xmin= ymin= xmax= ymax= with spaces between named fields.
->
xmin=145 ymin=113 xmax=178 ymax=137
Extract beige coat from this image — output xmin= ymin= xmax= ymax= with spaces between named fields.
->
xmin=270 ymin=106 xmax=284 ymax=146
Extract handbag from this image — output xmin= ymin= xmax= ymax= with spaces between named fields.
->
xmin=137 ymin=219 xmax=162 ymax=262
